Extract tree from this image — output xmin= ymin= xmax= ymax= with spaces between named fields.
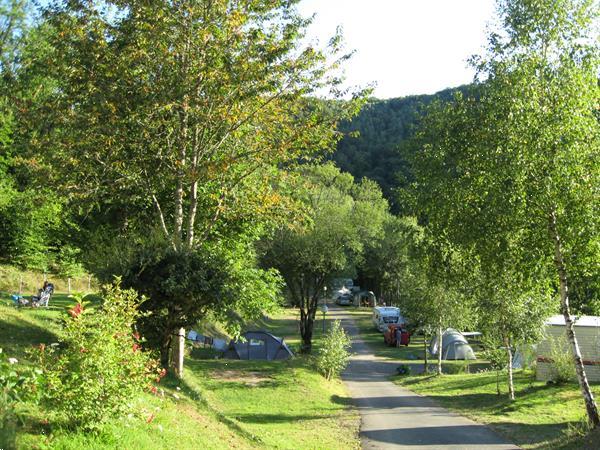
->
xmin=410 ymin=0 xmax=599 ymax=420
xmin=262 ymin=163 xmax=388 ymax=353
xmin=120 ymin=240 xmax=282 ymax=366
xmin=30 ymin=0 xmax=361 ymax=252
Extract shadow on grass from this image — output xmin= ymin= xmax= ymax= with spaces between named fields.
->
xmin=0 ymin=317 xmax=58 ymax=355
xmin=233 ymin=412 xmax=334 ymax=424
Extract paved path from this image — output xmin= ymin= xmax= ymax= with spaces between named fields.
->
xmin=329 ymin=306 xmax=518 ymax=450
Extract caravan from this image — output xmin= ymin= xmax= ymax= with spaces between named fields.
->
xmin=372 ymin=306 xmax=405 ymax=333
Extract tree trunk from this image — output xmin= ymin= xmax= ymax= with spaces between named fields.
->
xmin=423 ymin=331 xmax=429 ymax=374
xmin=550 ymin=212 xmax=600 ymax=426
xmin=160 ymin=334 xmax=172 ymax=368
xmin=504 ymin=334 xmax=515 ymax=401
xmin=437 ymin=324 xmax=443 ymax=375
xmin=186 ymin=179 xmax=198 ymax=249
xmin=300 ymin=312 xmax=314 ymax=353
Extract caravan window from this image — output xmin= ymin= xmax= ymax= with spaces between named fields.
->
xmin=249 ymin=339 xmax=265 ymax=346
xmin=383 ymin=316 xmax=398 ymax=323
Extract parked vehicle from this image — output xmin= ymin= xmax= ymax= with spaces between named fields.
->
xmin=372 ymin=306 xmax=405 ymax=333
xmin=384 ymin=324 xmax=410 ymax=347
xmin=336 ymin=294 xmax=352 ymax=306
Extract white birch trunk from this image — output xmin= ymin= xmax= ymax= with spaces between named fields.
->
xmin=550 ymin=212 xmax=600 ymax=426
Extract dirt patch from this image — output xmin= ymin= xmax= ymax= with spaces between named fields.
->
xmin=212 ymin=370 xmax=272 ymax=386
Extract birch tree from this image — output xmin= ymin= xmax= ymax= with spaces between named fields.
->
xmin=411 ymin=0 xmax=599 ymax=420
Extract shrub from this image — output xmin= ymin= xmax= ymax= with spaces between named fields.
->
xmin=38 ymin=282 xmax=160 ymax=430
xmin=547 ymin=335 xmax=576 ymax=384
xmin=316 ymin=320 xmax=351 ymax=380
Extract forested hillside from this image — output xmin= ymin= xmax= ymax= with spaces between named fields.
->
xmin=332 ymin=86 xmax=467 ymax=211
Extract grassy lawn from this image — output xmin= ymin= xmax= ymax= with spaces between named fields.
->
xmin=1 ymin=292 xmax=359 ymax=449
xmin=393 ymin=369 xmax=600 ymax=449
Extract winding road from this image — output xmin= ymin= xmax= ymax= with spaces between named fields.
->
xmin=329 ymin=306 xmax=519 ymax=450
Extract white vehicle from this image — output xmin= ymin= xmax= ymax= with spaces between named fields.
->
xmin=372 ymin=306 xmax=404 ymax=333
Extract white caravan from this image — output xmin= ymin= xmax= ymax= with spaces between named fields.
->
xmin=372 ymin=306 xmax=404 ymax=333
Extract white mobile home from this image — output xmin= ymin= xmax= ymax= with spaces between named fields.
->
xmin=536 ymin=315 xmax=600 ymax=382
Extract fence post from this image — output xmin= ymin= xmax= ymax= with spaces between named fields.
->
xmin=175 ymin=328 xmax=185 ymax=378
xmin=87 ymin=275 xmax=91 ymax=291
xmin=68 ymin=278 xmax=71 ymax=294
xmin=19 ymin=276 xmax=23 ymax=295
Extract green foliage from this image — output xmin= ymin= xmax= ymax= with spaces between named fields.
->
xmin=333 ymin=86 xmax=469 ymax=212
xmin=546 ymin=335 xmax=576 ymax=384
xmin=120 ymin=241 xmax=281 ymax=366
xmin=38 ymin=284 xmax=159 ymax=430
xmin=263 ymin=163 xmax=389 ymax=352
xmin=316 ymin=320 xmax=351 ymax=381
xmin=0 ymin=348 xmax=42 ymax=449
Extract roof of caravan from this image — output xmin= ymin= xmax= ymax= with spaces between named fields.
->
xmin=374 ymin=306 xmax=400 ymax=314
xmin=546 ymin=315 xmax=600 ymax=327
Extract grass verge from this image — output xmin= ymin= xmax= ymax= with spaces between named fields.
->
xmin=393 ymin=370 xmax=600 ymax=449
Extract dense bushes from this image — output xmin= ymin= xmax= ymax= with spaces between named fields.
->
xmin=38 ymin=283 xmax=160 ymax=430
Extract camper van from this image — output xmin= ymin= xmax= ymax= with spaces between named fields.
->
xmin=372 ymin=306 xmax=404 ymax=333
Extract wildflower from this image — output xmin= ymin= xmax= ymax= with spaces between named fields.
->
xmin=8 ymin=357 xmax=18 ymax=364
xmin=39 ymin=343 xmax=46 ymax=352
xmin=68 ymin=303 xmax=83 ymax=318
xmin=133 ymin=332 xmax=140 ymax=341
xmin=132 ymin=343 xmax=140 ymax=353
xmin=146 ymin=413 xmax=155 ymax=423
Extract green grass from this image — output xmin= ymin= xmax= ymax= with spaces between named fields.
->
xmin=0 ymin=264 xmax=96 ymax=295
xmin=2 ymin=291 xmax=359 ymax=450
xmin=393 ymin=369 xmax=600 ymax=449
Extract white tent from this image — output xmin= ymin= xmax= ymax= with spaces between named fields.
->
xmin=429 ymin=329 xmax=476 ymax=360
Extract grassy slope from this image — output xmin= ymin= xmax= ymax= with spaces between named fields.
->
xmin=0 ymin=291 xmax=359 ymax=450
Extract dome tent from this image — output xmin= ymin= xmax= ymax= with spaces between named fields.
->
xmin=429 ymin=329 xmax=476 ymax=360
xmin=223 ymin=331 xmax=294 ymax=360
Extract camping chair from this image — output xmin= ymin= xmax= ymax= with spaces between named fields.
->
xmin=32 ymin=284 xmax=54 ymax=308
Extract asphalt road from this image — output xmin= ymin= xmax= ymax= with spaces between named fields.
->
xmin=329 ymin=306 xmax=519 ymax=450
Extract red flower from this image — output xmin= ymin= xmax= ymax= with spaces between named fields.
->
xmin=68 ymin=303 xmax=83 ymax=318
xmin=132 ymin=343 xmax=140 ymax=353
xmin=133 ymin=332 xmax=140 ymax=341
xmin=150 ymin=386 xmax=158 ymax=395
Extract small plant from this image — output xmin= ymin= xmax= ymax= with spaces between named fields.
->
xmin=396 ymin=364 xmax=411 ymax=376
xmin=0 ymin=349 xmax=42 ymax=449
xmin=38 ymin=281 xmax=160 ymax=430
xmin=316 ymin=320 xmax=351 ymax=380
xmin=482 ymin=342 xmax=506 ymax=396
xmin=547 ymin=335 xmax=576 ymax=384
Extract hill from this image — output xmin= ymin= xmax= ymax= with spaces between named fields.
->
xmin=332 ymin=86 xmax=468 ymax=211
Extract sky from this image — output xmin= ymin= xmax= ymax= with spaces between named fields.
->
xmin=297 ymin=0 xmax=497 ymax=99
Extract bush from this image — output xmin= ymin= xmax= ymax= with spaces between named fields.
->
xmin=38 ymin=282 xmax=160 ymax=430
xmin=547 ymin=335 xmax=576 ymax=384
xmin=316 ymin=320 xmax=351 ymax=380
